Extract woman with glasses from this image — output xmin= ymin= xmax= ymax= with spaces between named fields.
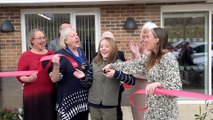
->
xmin=104 ymin=27 xmax=182 ymax=120
xmin=17 ymin=29 xmax=57 ymax=120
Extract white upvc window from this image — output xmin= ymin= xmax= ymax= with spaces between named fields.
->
xmin=161 ymin=4 xmax=213 ymax=102
xmin=21 ymin=8 xmax=100 ymax=62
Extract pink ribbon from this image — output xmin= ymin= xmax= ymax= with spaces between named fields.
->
xmin=130 ymin=88 xmax=213 ymax=110
xmin=0 ymin=54 xmax=78 ymax=77
xmin=0 ymin=70 xmax=38 ymax=77
xmin=39 ymin=54 xmax=64 ymax=61
xmin=40 ymin=54 xmax=78 ymax=68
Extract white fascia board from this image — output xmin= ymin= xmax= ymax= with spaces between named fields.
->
xmin=0 ymin=0 xmax=207 ymax=4
xmin=0 ymin=0 xmax=128 ymax=4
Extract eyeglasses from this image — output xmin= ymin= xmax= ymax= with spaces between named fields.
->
xmin=33 ymin=37 xmax=46 ymax=40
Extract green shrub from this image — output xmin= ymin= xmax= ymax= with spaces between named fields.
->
xmin=194 ymin=101 xmax=213 ymax=120
xmin=0 ymin=107 xmax=23 ymax=120
xmin=0 ymin=108 xmax=15 ymax=120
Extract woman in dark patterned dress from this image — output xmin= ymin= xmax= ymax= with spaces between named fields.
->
xmin=50 ymin=28 xmax=89 ymax=120
xmin=17 ymin=29 xmax=57 ymax=120
xmin=104 ymin=27 xmax=182 ymax=120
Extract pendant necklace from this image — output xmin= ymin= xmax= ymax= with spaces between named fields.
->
xmin=66 ymin=47 xmax=87 ymax=70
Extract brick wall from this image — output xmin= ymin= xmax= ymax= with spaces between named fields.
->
xmin=0 ymin=3 xmax=161 ymax=109
xmin=0 ymin=4 xmax=161 ymax=71
xmin=0 ymin=7 xmax=23 ymax=109
xmin=101 ymin=4 xmax=160 ymax=57
xmin=0 ymin=7 xmax=22 ymax=71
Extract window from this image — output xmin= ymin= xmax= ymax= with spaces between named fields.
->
xmin=76 ymin=15 xmax=96 ymax=62
xmin=21 ymin=8 xmax=100 ymax=62
xmin=25 ymin=13 xmax=70 ymax=49
xmin=162 ymin=11 xmax=209 ymax=94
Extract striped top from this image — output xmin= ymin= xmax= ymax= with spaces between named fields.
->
xmin=80 ymin=63 xmax=135 ymax=88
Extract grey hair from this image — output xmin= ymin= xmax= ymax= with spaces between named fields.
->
xmin=28 ymin=28 xmax=45 ymax=48
xmin=59 ymin=28 xmax=76 ymax=49
xmin=140 ymin=21 xmax=158 ymax=39
xmin=101 ymin=31 xmax=115 ymax=40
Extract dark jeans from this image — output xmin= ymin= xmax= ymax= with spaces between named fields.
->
xmin=71 ymin=110 xmax=89 ymax=120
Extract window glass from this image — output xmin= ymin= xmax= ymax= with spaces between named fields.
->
xmin=25 ymin=13 xmax=70 ymax=49
xmin=163 ymin=12 xmax=209 ymax=94
xmin=76 ymin=15 xmax=96 ymax=62
xmin=24 ymin=13 xmax=97 ymax=62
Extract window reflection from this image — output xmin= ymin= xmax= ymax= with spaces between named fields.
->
xmin=163 ymin=12 xmax=209 ymax=94
xmin=76 ymin=15 xmax=96 ymax=63
xmin=25 ymin=14 xmax=70 ymax=49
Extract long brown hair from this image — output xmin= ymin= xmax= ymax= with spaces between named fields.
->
xmin=146 ymin=28 xmax=169 ymax=70
xmin=93 ymin=37 xmax=119 ymax=65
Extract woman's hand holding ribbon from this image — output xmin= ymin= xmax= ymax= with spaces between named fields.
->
xmin=28 ymin=72 xmax=37 ymax=82
xmin=145 ymin=82 xmax=161 ymax=96
xmin=52 ymin=54 xmax=60 ymax=68
xmin=103 ymin=69 xmax=115 ymax=78
xmin=102 ymin=64 xmax=112 ymax=72
xmin=50 ymin=54 xmax=61 ymax=83
xmin=19 ymin=71 xmax=38 ymax=83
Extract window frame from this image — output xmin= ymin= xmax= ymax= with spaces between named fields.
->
xmin=20 ymin=8 xmax=101 ymax=52
xmin=161 ymin=4 xmax=213 ymax=104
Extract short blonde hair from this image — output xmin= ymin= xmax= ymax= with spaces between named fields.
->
xmin=59 ymin=28 xmax=76 ymax=49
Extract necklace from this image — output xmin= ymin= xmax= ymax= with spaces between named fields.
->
xmin=65 ymin=47 xmax=87 ymax=70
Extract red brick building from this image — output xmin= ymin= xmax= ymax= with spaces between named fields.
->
xmin=0 ymin=0 xmax=212 ymax=116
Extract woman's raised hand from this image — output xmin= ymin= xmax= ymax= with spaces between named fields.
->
xmin=139 ymin=41 xmax=148 ymax=54
xmin=129 ymin=40 xmax=141 ymax=59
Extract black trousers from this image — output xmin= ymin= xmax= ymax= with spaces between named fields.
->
xmin=117 ymin=85 xmax=124 ymax=120
xmin=71 ymin=110 xmax=89 ymax=120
